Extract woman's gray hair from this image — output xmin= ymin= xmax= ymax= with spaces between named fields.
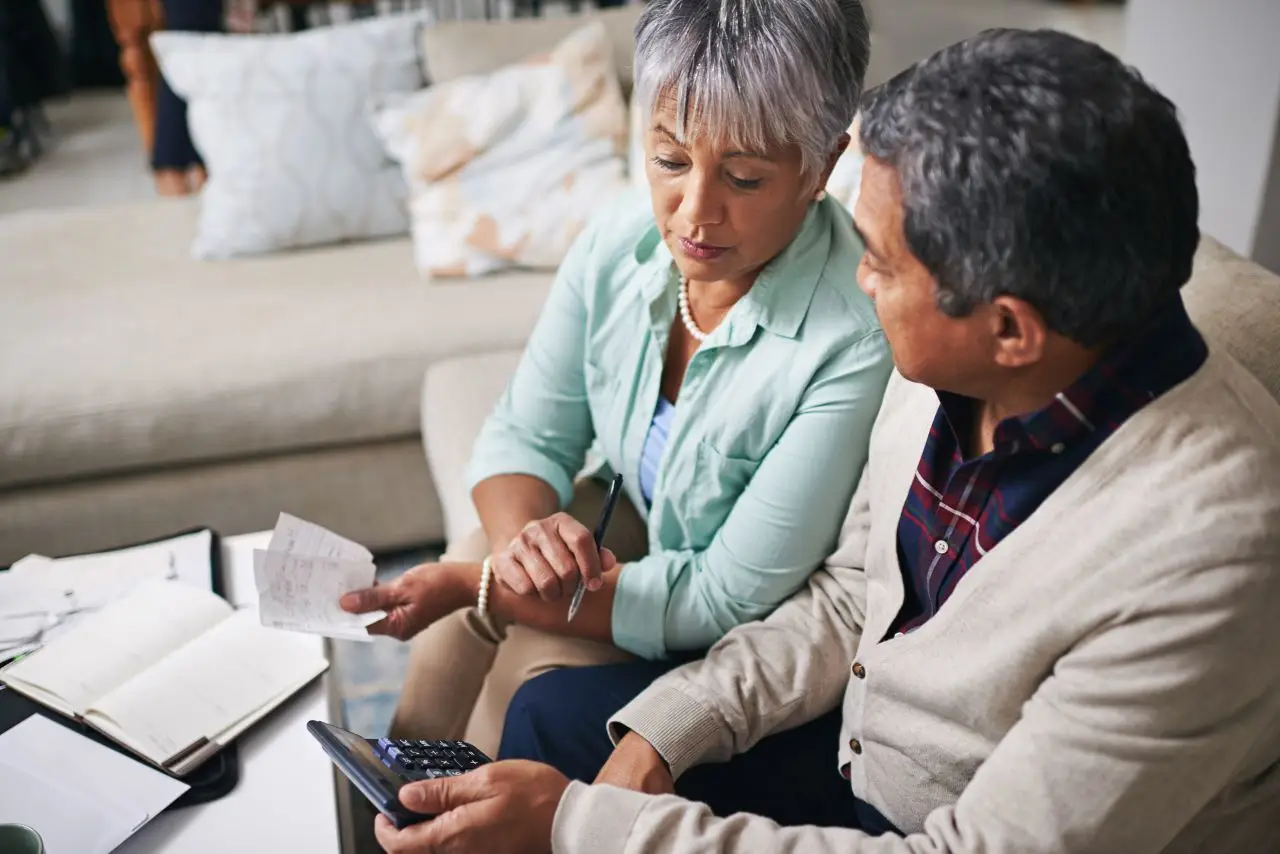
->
xmin=633 ymin=0 xmax=870 ymax=184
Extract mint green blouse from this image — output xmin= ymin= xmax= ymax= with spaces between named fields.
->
xmin=466 ymin=189 xmax=892 ymax=659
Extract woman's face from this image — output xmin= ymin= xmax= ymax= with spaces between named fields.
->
xmin=645 ymin=97 xmax=823 ymax=287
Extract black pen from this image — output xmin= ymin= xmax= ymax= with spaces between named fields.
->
xmin=567 ymin=474 xmax=624 ymax=622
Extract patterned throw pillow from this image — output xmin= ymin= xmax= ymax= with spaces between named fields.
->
xmin=151 ymin=13 xmax=428 ymax=260
xmin=370 ymin=20 xmax=628 ymax=278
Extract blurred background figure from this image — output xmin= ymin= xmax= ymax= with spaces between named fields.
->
xmin=150 ymin=0 xmax=221 ymax=194
xmin=105 ymin=0 xmax=220 ymax=196
xmin=0 ymin=0 xmax=68 ymax=176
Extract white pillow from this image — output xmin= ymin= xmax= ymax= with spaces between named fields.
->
xmin=151 ymin=13 xmax=429 ymax=260
xmin=370 ymin=20 xmax=628 ymax=278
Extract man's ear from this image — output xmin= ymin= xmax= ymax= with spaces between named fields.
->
xmin=989 ymin=295 xmax=1048 ymax=369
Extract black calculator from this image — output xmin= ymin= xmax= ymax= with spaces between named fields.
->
xmin=307 ymin=720 xmax=492 ymax=828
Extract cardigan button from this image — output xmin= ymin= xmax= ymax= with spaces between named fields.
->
xmin=848 ymin=738 xmax=863 ymax=755
xmin=851 ymin=662 xmax=866 ymax=679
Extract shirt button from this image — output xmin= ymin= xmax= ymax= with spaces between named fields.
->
xmin=1051 ymin=442 xmax=1066 ymax=454
xmin=848 ymin=738 xmax=863 ymax=755
xmin=934 ymin=539 xmax=949 ymax=555
xmin=851 ymin=662 xmax=866 ymax=679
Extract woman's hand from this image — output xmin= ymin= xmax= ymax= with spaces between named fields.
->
xmin=593 ymin=732 xmax=675 ymax=796
xmin=492 ymin=513 xmax=617 ymax=602
xmin=339 ymin=562 xmax=473 ymax=641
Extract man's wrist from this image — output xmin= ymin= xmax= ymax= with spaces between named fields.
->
xmin=618 ymin=731 xmax=671 ymax=775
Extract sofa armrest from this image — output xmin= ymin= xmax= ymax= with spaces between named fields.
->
xmin=421 ymin=350 xmax=523 ymax=548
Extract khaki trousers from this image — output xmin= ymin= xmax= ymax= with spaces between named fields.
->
xmin=388 ymin=479 xmax=649 ymax=758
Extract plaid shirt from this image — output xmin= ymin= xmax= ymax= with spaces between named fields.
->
xmin=890 ymin=298 xmax=1209 ymax=637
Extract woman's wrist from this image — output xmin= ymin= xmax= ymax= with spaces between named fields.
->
xmin=441 ymin=560 xmax=485 ymax=612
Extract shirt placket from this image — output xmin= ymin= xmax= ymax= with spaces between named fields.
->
xmin=926 ymin=462 xmax=983 ymax=618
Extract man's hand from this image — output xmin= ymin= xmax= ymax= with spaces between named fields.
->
xmin=492 ymin=513 xmax=617 ymax=602
xmin=340 ymin=562 xmax=473 ymax=641
xmin=373 ymin=760 xmax=568 ymax=854
xmin=594 ymin=732 xmax=675 ymax=796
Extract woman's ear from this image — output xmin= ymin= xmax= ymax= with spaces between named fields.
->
xmin=814 ymin=132 xmax=852 ymax=201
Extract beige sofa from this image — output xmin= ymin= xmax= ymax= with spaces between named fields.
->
xmin=421 ymin=237 xmax=1280 ymax=551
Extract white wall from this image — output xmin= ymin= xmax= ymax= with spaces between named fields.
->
xmin=1124 ymin=0 xmax=1280 ymax=272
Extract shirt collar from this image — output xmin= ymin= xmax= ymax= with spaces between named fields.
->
xmin=939 ymin=297 xmax=1207 ymax=456
xmin=632 ymin=197 xmax=839 ymax=346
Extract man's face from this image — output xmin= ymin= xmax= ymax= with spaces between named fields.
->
xmin=853 ymin=156 xmax=990 ymax=392
xmin=645 ymin=95 xmax=816 ymax=286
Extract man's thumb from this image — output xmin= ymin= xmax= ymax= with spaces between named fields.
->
xmin=400 ymin=774 xmax=483 ymax=814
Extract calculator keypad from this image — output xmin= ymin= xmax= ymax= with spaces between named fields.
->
xmin=374 ymin=738 xmax=491 ymax=781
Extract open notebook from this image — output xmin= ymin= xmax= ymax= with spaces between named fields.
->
xmin=0 ymin=580 xmax=328 ymax=777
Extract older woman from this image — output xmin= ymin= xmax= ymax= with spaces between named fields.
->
xmin=341 ymin=0 xmax=888 ymax=757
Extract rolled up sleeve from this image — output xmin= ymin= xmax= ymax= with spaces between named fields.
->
xmin=465 ymin=226 xmax=601 ymax=509
xmin=611 ymin=330 xmax=892 ymax=659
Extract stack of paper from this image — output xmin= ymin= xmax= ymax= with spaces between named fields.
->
xmin=253 ymin=514 xmax=387 ymax=642
xmin=0 ymin=715 xmax=189 ymax=854
xmin=0 ymin=530 xmax=216 ymax=659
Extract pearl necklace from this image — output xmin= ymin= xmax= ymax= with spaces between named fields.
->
xmin=677 ymin=277 xmax=709 ymax=343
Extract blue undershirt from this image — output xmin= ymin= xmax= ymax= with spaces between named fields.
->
xmin=638 ymin=397 xmax=677 ymax=506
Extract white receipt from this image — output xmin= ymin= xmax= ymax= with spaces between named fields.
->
xmin=253 ymin=514 xmax=385 ymax=642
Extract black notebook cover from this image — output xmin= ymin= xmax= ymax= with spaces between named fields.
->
xmin=0 ymin=527 xmax=239 ymax=809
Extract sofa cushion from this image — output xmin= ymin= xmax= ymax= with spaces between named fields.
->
xmin=1183 ymin=235 xmax=1280 ymax=401
xmin=0 ymin=199 xmax=552 ymax=490
xmin=421 ymin=349 xmax=523 ymax=545
xmin=419 ymin=4 xmax=643 ymax=98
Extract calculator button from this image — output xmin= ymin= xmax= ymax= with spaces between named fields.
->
xmin=444 ymin=769 xmax=463 ymax=776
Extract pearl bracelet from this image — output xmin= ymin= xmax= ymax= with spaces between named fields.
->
xmin=478 ymin=556 xmax=494 ymax=618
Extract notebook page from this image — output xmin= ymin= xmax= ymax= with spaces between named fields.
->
xmin=85 ymin=610 xmax=327 ymax=766
xmin=268 ymin=512 xmax=372 ymax=562
xmin=0 ymin=580 xmax=231 ymax=714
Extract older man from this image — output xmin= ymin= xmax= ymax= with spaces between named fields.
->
xmin=370 ymin=28 xmax=1280 ymax=854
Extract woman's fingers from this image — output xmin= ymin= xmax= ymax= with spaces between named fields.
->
xmin=491 ymin=549 xmax=534 ymax=597
xmin=492 ymin=514 xmax=612 ymax=602
xmin=512 ymin=532 xmax=563 ymax=601
xmin=341 ymin=581 xmax=398 ymax=614
xmin=527 ymin=522 xmax=579 ymax=583
xmin=555 ymin=515 xmax=604 ymax=590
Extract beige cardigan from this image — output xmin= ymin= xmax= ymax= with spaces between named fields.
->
xmin=551 ymin=352 xmax=1280 ymax=854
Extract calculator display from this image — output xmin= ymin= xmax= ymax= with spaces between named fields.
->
xmin=321 ymin=722 xmax=407 ymax=789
